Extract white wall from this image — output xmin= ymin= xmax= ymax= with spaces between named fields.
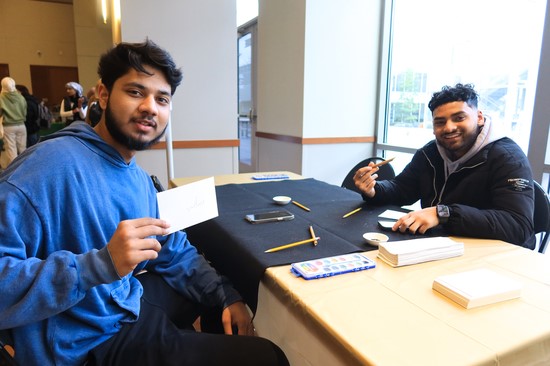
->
xmin=120 ymin=0 xmax=238 ymax=187
xmin=302 ymin=0 xmax=382 ymax=185
xmin=257 ymin=0 xmax=383 ymax=186
xmin=257 ymin=0 xmax=306 ymax=137
xmin=302 ymin=143 xmax=373 ymax=185
xmin=302 ymin=0 xmax=379 ymax=139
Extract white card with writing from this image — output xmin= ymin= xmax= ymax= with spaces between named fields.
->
xmin=157 ymin=177 xmax=218 ymax=234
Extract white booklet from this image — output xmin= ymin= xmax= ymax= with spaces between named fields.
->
xmin=432 ymin=268 xmax=522 ymax=309
xmin=377 ymin=237 xmax=464 ymax=267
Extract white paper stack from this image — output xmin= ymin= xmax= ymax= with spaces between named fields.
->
xmin=432 ymin=268 xmax=522 ymax=309
xmin=377 ymin=237 xmax=464 ymax=267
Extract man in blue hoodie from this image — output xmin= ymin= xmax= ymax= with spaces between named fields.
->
xmin=353 ymin=83 xmax=534 ymax=248
xmin=0 ymin=40 xmax=288 ymax=366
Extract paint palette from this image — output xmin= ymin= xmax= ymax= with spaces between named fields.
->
xmin=291 ymin=253 xmax=376 ymax=280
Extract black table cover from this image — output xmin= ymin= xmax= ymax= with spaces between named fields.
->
xmin=185 ymin=178 xmax=443 ymax=311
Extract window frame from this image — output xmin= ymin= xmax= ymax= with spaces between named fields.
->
xmin=375 ymin=0 xmax=419 ymax=158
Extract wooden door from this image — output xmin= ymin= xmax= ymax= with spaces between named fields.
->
xmin=30 ymin=65 xmax=79 ymax=114
xmin=0 ymin=64 xmax=9 ymax=80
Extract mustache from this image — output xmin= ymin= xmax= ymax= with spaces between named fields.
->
xmin=133 ymin=116 xmax=157 ymax=127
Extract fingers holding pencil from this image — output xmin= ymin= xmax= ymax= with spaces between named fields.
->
xmin=372 ymin=157 xmax=395 ymax=169
xmin=356 ymin=157 xmax=395 ymax=179
xmin=353 ymin=158 xmax=394 ymax=198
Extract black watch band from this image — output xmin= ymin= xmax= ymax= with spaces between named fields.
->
xmin=437 ymin=204 xmax=450 ymax=224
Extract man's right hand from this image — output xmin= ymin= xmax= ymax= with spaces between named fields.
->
xmin=107 ymin=218 xmax=170 ymax=277
xmin=353 ymin=163 xmax=379 ymax=198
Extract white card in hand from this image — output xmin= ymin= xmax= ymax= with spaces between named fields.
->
xmin=157 ymin=177 xmax=218 ymax=234
xmin=378 ymin=209 xmax=407 ymax=220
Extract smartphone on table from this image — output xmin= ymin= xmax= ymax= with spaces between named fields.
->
xmin=245 ymin=210 xmax=295 ymax=224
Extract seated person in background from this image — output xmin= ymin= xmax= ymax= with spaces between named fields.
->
xmin=0 ymin=39 xmax=288 ymax=366
xmin=353 ymin=83 xmax=535 ymax=248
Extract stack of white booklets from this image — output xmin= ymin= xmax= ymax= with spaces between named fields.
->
xmin=377 ymin=237 xmax=464 ymax=267
xmin=432 ymin=268 xmax=523 ymax=309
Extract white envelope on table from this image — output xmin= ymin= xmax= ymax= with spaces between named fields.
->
xmin=157 ymin=177 xmax=218 ymax=234
xmin=378 ymin=209 xmax=407 ymax=220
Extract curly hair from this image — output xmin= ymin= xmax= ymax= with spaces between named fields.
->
xmin=98 ymin=39 xmax=183 ymax=95
xmin=428 ymin=83 xmax=479 ymax=112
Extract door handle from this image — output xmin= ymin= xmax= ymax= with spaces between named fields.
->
xmin=248 ymin=108 xmax=256 ymax=123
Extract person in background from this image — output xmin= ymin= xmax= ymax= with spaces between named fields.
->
xmin=38 ymin=98 xmax=53 ymax=129
xmin=15 ymin=84 xmax=41 ymax=148
xmin=59 ymin=81 xmax=87 ymax=125
xmin=354 ymin=83 xmax=535 ymax=248
xmin=0 ymin=39 xmax=289 ymax=366
xmin=85 ymin=81 xmax=102 ymax=127
xmin=0 ymin=77 xmax=27 ymax=169
xmin=86 ymin=85 xmax=96 ymax=100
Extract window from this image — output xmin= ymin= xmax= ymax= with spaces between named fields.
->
xmin=377 ymin=0 xmax=547 ymax=172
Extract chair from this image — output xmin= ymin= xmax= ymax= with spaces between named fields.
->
xmin=0 ymin=329 xmax=16 ymax=365
xmin=533 ymin=180 xmax=550 ymax=254
xmin=341 ymin=157 xmax=396 ymax=194
xmin=150 ymin=175 xmax=165 ymax=192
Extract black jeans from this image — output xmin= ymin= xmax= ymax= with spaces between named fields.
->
xmin=87 ymin=273 xmax=289 ymax=366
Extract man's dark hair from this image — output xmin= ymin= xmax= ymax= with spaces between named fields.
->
xmin=98 ymin=39 xmax=183 ymax=95
xmin=428 ymin=83 xmax=479 ymax=112
xmin=15 ymin=84 xmax=30 ymax=96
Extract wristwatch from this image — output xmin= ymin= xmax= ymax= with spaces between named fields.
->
xmin=437 ymin=205 xmax=450 ymax=224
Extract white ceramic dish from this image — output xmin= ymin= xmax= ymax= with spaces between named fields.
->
xmin=363 ymin=232 xmax=389 ymax=246
xmin=273 ymin=196 xmax=292 ymax=205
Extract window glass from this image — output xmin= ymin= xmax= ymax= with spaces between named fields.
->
xmin=238 ymin=32 xmax=253 ymax=165
xmin=381 ymin=0 xmax=547 ymax=154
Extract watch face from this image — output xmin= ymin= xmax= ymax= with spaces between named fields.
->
xmin=438 ymin=205 xmax=450 ymax=217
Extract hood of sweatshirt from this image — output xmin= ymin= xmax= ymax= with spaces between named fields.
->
xmin=1 ymin=91 xmax=23 ymax=103
xmin=437 ymin=117 xmax=504 ymax=177
xmin=39 ymin=121 xmax=134 ymax=168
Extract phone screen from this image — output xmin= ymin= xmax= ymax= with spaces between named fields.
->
xmin=245 ymin=210 xmax=295 ymax=224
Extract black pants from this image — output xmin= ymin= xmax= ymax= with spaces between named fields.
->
xmin=87 ymin=273 xmax=288 ymax=366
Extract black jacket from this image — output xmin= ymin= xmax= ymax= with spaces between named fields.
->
xmin=23 ymin=94 xmax=40 ymax=134
xmin=366 ymin=138 xmax=535 ymax=248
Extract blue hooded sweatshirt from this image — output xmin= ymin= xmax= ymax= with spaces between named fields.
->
xmin=0 ymin=122 xmax=240 ymax=365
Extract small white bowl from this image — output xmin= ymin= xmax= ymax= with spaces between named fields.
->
xmin=363 ymin=232 xmax=389 ymax=246
xmin=273 ymin=196 xmax=291 ymax=205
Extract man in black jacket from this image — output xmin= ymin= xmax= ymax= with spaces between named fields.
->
xmin=354 ymin=83 xmax=534 ymax=248
xmin=15 ymin=85 xmax=40 ymax=147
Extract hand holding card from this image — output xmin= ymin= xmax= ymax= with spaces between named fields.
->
xmin=156 ymin=177 xmax=219 ymax=234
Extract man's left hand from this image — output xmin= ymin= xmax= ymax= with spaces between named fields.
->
xmin=392 ymin=207 xmax=439 ymax=234
xmin=221 ymin=301 xmax=255 ymax=336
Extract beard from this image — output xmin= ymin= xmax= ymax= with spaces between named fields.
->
xmin=104 ymin=100 xmax=167 ymax=151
